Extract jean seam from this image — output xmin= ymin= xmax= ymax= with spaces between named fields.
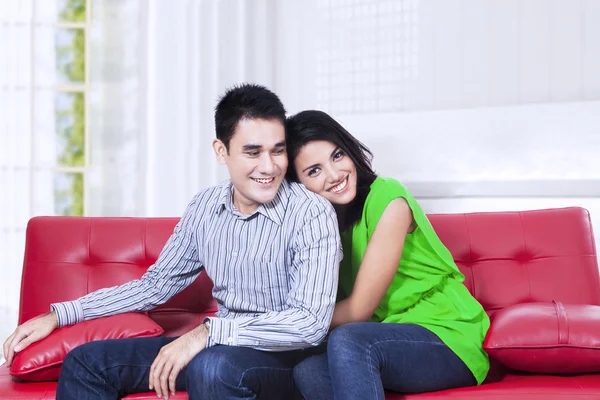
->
xmin=98 ymin=362 xmax=153 ymax=395
xmin=367 ymin=338 xmax=446 ymax=348
xmin=238 ymin=366 xmax=294 ymax=397
xmin=366 ymin=344 xmax=379 ymax=398
xmin=99 ymin=362 xmax=152 ymax=375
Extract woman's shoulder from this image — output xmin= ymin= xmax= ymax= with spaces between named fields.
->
xmin=369 ymin=176 xmax=411 ymax=199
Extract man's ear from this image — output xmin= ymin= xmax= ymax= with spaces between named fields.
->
xmin=213 ymin=139 xmax=227 ymax=165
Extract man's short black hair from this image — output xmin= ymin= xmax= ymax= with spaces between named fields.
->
xmin=215 ymin=83 xmax=286 ymax=151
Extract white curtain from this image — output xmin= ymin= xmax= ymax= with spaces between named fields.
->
xmin=90 ymin=0 xmax=316 ymax=218
xmin=143 ymin=0 xmax=317 ymax=216
xmin=0 ymin=0 xmax=57 ymax=356
xmin=0 ymin=0 xmax=315 ymax=358
xmin=87 ymin=0 xmax=149 ymax=217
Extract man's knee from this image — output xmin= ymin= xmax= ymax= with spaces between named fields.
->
xmin=292 ymin=358 xmax=312 ymax=391
xmin=62 ymin=341 xmax=101 ymax=373
xmin=186 ymin=347 xmax=240 ymax=390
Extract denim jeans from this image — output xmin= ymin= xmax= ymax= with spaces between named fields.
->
xmin=57 ymin=336 xmax=317 ymax=400
xmin=293 ymin=323 xmax=477 ymax=400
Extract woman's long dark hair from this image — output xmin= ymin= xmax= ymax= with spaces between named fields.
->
xmin=286 ymin=110 xmax=377 ymax=231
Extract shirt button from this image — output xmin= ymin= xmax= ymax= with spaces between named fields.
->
xmin=254 ymin=341 xmax=259 ymax=346
xmin=228 ymin=288 xmax=235 ymax=293
xmin=227 ymin=337 xmax=233 ymax=343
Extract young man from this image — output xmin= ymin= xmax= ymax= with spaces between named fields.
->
xmin=2 ymin=84 xmax=341 ymax=399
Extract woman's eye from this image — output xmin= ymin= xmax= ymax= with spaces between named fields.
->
xmin=333 ymin=150 xmax=345 ymax=160
xmin=308 ymin=167 xmax=321 ymax=177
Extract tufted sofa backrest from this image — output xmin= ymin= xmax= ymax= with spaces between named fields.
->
xmin=19 ymin=207 xmax=599 ymax=334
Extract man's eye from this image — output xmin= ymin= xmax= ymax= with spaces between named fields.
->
xmin=247 ymin=151 xmax=260 ymax=157
xmin=273 ymin=148 xmax=286 ymax=155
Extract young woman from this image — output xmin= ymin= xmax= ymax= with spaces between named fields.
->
xmin=286 ymin=110 xmax=490 ymax=400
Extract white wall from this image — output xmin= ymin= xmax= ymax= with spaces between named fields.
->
xmin=286 ymin=0 xmax=600 ymax=115
xmin=280 ymin=0 xmax=600 ymax=255
xmin=338 ymin=102 xmax=600 ymax=250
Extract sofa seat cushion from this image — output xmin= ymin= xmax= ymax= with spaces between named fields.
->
xmin=3 ymin=366 xmax=600 ymax=400
xmin=10 ymin=313 xmax=163 ymax=382
xmin=483 ymin=302 xmax=600 ymax=374
xmin=387 ymin=374 xmax=600 ymax=400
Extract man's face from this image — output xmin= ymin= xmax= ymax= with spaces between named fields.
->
xmin=213 ymin=118 xmax=288 ymax=215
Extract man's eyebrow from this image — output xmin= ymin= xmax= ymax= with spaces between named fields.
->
xmin=242 ymin=144 xmax=262 ymax=151
xmin=242 ymin=141 xmax=286 ymax=151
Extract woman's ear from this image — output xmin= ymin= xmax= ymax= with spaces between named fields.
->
xmin=212 ymin=139 xmax=227 ymax=165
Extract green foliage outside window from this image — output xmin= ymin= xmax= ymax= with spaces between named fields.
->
xmin=55 ymin=0 xmax=86 ymax=216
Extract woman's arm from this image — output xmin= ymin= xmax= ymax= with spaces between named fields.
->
xmin=331 ymin=198 xmax=414 ymax=329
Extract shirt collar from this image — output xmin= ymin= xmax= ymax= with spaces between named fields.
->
xmin=215 ymin=180 xmax=289 ymax=226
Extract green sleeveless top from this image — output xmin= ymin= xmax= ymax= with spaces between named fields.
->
xmin=339 ymin=177 xmax=490 ymax=385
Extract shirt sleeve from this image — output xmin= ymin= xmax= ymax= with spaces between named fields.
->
xmin=365 ymin=178 xmax=408 ymax=238
xmin=50 ymin=194 xmax=205 ymax=327
xmin=205 ymin=204 xmax=341 ymax=351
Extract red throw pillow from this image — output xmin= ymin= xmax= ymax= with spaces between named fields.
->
xmin=10 ymin=313 xmax=164 ymax=381
xmin=484 ymin=302 xmax=600 ymax=374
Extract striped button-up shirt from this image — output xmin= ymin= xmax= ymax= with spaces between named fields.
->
xmin=51 ymin=180 xmax=341 ymax=351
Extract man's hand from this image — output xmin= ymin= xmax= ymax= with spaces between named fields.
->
xmin=149 ymin=323 xmax=209 ymax=399
xmin=2 ymin=311 xmax=59 ymax=367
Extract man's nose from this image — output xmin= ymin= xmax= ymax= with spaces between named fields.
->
xmin=258 ymin=153 xmax=276 ymax=174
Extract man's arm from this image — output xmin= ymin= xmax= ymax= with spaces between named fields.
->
xmin=51 ymin=194 xmax=205 ymax=327
xmin=206 ymin=204 xmax=341 ymax=351
xmin=4 ymin=193 xmax=206 ymax=366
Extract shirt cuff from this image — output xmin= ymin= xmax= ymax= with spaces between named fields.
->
xmin=204 ymin=317 xmax=238 ymax=347
xmin=50 ymin=300 xmax=84 ymax=327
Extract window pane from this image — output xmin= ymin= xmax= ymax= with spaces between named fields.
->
xmin=55 ymin=28 xmax=86 ymax=83
xmin=32 ymin=169 xmax=55 ymax=216
xmin=0 ymin=25 xmax=31 ymax=87
xmin=35 ymin=0 xmax=86 ymax=23
xmin=34 ymin=27 xmax=86 ymax=85
xmin=54 ymin=172 xmax=84 ymax=216
xmin=55 ymin=91 xmax=85 ymax=167
xmin=1 ymin=89 xmax=31 ymax=167
xmin=58 ymin=0 xmax=86 ymax=23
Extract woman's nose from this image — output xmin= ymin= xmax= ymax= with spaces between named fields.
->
xmin=325 ymin=166 xmax=344 ymax=183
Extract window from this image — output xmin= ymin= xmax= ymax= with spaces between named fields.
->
xmin=0 ymin=0 xmax=90 ymax=217
xmin=316 ymin=0 xmax=419 ymax=114
xmin=0 ymin=0 xmax=90 ymax=357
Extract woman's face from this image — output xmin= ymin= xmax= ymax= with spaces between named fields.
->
xmin=293 ymin=140 xmax=357 ymax=205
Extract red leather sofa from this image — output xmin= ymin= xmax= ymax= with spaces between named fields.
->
xmin=1 ymin=207 xmax=599 ymax=399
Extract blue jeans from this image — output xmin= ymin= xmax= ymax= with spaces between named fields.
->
xmin=57 ymin=336 xmax=317 ymax=400
xmin=293 ymin=323 xmax=476 ymax=400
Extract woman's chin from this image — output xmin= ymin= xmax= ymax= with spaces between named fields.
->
xmin=325 ymin=190 xmax=356 ymax=205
